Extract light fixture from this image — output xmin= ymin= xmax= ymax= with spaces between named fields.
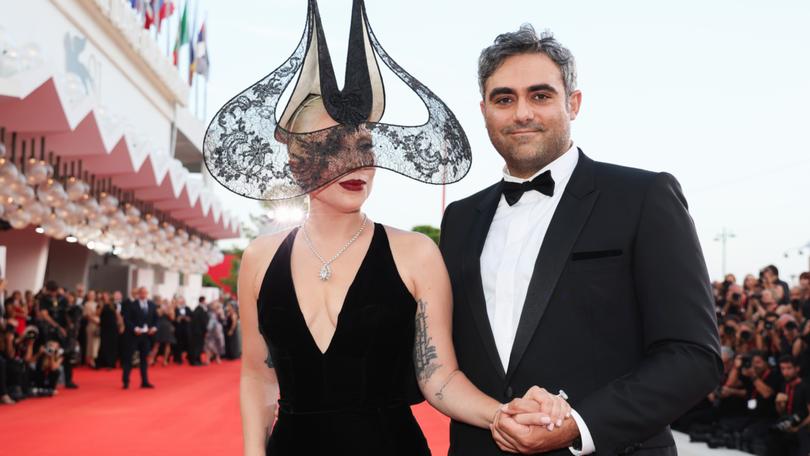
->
xmin=35 ymin=226 xmax=45 ymax=234
xmin=66 ymin=235 xmax=77 ymax=243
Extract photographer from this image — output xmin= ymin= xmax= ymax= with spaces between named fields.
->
xmin=37 ymin=281 xmax=77 ymax=389
xmin=761 ymin=265 xmax=790 ymax=306
xmin=769 ymin=355 xmax=810 ymax=456
xmin=3 ymin=326 xmax=39 ymax=400
xmin=723 ymin=284 xmax=748 ymax=320
xmin=33 ymin=339 xmax=62 ymax=393
xmin=755 ymin=313 xmax=782 ymax=357
xmin=725 ymin=351 xmax=783 ymax=454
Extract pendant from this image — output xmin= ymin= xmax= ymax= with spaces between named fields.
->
xmin=319 ymin=264 xmax=332 ymax=281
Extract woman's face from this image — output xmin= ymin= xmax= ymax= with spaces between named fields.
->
xmin=287 ymin=98 xmax=376 ymax=213
xmin=87 ymin=290 xmax=96 ymax=301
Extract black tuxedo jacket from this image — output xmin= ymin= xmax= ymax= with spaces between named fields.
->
xmin=121 ymin=299 xmax=158 ymax=340
xmin=440 ymin=151 xmax=722 ymax=456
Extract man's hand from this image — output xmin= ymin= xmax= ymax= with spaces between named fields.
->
xmin=493 ymin=406 xmax=579 ymax=454
xmin=148 ymin=327 xmax=157 ymax=336
xmin=491 ymin=386 xmax=578 ymax=453
xmin=502 ymin=386 xmax=571 ymax=430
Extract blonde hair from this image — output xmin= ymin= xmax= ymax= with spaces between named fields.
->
xmin=286 ymin=94 xmax=325 ymax=133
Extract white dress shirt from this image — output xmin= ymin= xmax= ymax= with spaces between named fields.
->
xmin=480 ymin=142 xmax=595 ymax=455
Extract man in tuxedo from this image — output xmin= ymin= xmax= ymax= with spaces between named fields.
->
xmin=172 ymin=297 xmax=192 ymax=364
xmin=439 ymin=25 xmax=722 ymax=455
xmin=189 ymin=297 xmax=209 ymax=366
xmin=121 ymin=286 xmax=157 ymax=388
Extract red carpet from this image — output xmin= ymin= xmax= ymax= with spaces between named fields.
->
xmin=1 ymin=361 xmax=450 ymax=455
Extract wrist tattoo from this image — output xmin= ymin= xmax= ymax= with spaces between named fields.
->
xmin=414 ymin=299 xmax=441 ymax=382
xmin=435 ymin=370 xmax=461 ymax=400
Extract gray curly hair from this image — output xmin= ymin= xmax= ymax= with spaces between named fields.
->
xmin=478 ymin=24 xmax=577 ymax=98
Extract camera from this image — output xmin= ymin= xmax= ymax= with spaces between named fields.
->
xmin=764 ymin=321 xmax=774 ymax=331
xmin=44 ymin=346 xmax=64 ymax=357
xmin=741 ymin=355 xmax=753 ymax=369
xmin=22 ymin=326 xmax=39 ymax=340
xmin=785 ymin=321 xmax=798 ymax=331
xmin=740 ymin=330 xmax=752 ymax=341
xmin=773 ymin=414 xmax=802 ymax=432
xmin=791 ymin=299 xmax=801 ymax=311
xmin=723 ymin=326 xmax=736 ymax=337
xmin=731 ymin=292 xmax=742 ymax=301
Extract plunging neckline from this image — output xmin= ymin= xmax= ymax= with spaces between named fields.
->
xmin=288 ymin=223 xmax=378 ymax=356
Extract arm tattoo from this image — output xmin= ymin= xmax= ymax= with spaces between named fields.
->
xmin=414 ymin=299 xmax=441 ymax=382
xmin=435 ymin=370 xmax=460 ymax=401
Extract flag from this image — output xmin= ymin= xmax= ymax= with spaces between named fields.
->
xmin=157 ymin=0 xmax=175 ymax=33
xmin=172 ymin=1 xmax=189 ymax=66
xmin=143 ymin=0 xmax=155 ymax=29
xmin=194 ymin=20 xmax=209 ymax=79
xmin=188 ymin=5 xmax=197 ymax=84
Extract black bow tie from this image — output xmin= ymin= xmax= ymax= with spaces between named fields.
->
xmin=502 ymin=170 xmax=555 ymax=206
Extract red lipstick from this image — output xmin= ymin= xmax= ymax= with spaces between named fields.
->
xmin=339 ymin=179 xmax=366 ymax=192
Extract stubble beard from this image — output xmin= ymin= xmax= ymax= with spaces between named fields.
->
xmin=489 ymin=121 xmax=571 ymax=178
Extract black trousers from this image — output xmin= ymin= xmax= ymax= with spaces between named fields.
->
xmin=121 ymin=335 xmax=151 ymax=386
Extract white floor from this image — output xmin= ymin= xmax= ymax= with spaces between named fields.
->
xmin=673 ymin=431 xmax=751 ymax=456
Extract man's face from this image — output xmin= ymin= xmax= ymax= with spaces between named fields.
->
xmin=137 ymin=288 xmax=148 ymax=300
xmin=752 ymin=356 xmax=768 ymax=376
xmin=113 ymin=291 xmax=122 ymax=302
xmin=780 ymin=363 xmax=799 ymax=382
xmin=480 ymin=53 xmax=581 ymax=178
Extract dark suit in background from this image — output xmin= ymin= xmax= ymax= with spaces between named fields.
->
xmin=189 ymin=305 xmax=209 ymax=365
xmin=121 ymin=298 xmax=158 ymax=387
xmin=440 ymin=151 xmax=723 ymax=455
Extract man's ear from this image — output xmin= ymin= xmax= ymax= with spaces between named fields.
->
xmin=480 ymin=99 xmax=486 ymax=118
xmin=567 ymin=90 xmax=582 ymax=120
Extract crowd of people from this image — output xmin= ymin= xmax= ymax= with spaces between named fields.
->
xmin=0 ymin=279 xmax=241 ymax=404
xmin=675 ymin=265 xmax=810 ymax=455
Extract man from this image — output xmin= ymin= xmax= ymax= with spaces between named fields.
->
xmin=189 ymin=297 xmax=209 ymax=366
xmin=439 ymin=25 xmax=722 ymax=455
xmin=172 ymin=297 xmax=192 ymax=364
xmin=121 ymin=287 xmax=157 ymax=388
xmin=112 ymin=291 xmax=125 ymax=366
xmin=762 ymin=265 xmax=790 ymax=305
xmin=37 ymin=280 xmax=78 ymax=389
xmin=771 ymin=355 xmax=810 ymax=456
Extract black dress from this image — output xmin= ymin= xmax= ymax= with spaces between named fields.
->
xmin=96 ymin=305 xmax=120 ymax=368
xmin=258 ymin=223 xmax=430 ymax=455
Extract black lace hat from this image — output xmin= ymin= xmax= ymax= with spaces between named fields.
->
xmin=203 ymin=0 xmax=472 ymax=200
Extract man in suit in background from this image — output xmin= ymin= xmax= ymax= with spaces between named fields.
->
xmin=172 ymin=297 xmax=192 ymax=365
xmin=189 ymin=297 xmax=209 ymax=366
xmin=439 ymin=25 xmax=722 ymax=455
xmin=121 ymin=286 xmax=157 ymax=389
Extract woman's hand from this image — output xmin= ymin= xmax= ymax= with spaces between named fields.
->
xmin=500 ymin=386 xmax=572 ymax=431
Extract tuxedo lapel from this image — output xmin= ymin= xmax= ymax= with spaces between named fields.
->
xmin=506 ymin=151 xmax=599 ymax=379
xmin=461 ymin=181 xmax=506 ymax=379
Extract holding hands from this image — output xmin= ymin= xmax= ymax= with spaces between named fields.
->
xmin=490 ymin=386 xmax=580 ymax=454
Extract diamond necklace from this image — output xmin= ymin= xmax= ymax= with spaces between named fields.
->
xmin=301 ymin=214 xmax=368 ymax=281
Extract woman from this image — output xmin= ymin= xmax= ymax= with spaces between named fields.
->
xmin=204 ymin=302 xmax=225 ymax=365
xmin=5 ymin=293 xmax=26 ymax=336
xmin=82 ymin=290 xmax=100 ymax=367
xmin=96 ymin=293 xmax=120 ymax=369
xmin=153 ymin=299 xmax=176 ymax=366
xmin=224 ymin=304 xmax=241 ymax=360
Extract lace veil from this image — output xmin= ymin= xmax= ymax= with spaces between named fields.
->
xmin=203 ymin=0 xmax=472 ymax=200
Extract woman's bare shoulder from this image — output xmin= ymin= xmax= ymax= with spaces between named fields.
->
xmin=382 ymin=225 xmax=441 ymax=264
xmin=241 ymin=228 xmax=296 ymax=276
